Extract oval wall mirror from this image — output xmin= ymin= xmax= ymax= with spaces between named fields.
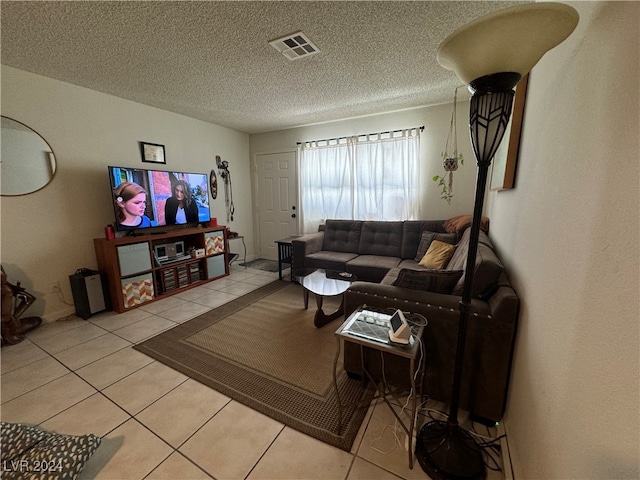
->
xmin=1 ymin=116 xmax=57 ymax=196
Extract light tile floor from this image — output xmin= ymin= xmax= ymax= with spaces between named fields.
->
xmin=1 ymin=265 xmax=507 ymax=480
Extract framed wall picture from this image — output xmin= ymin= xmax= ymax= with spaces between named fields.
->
xmin=140 ymin=142 xmax=166 ymax=164
xmin=490 ymin=74 xmax=529 ymax=191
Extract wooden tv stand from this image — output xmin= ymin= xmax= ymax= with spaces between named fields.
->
xmin=94 ymin=226 xmax=229 ymax=313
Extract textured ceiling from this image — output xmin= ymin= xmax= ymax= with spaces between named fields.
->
xmin=1 ymin=1 xmax=523 ymax=134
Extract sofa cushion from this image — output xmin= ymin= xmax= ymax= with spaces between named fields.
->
xmin=396 ymin=258 xmax=423 ymax=270
xmin=401 ymin=220 xmax=447 ymax=259
xmin=357 ymin=221 xmax=403 ymax=257
xmin=322 ymin=220 xmax=362 ymax=253
xmin=305 ymin=251 xmax=359 ymax=272
xmin=414 ymin=231 xmax=458 ymax=261
xmin=447 ymin=228 xmax=504 ymax=297
xmin=392 ymin=268 xmax=464 ymax=294
xmin=346 ymin=255 xmax=401 ymax=283
xmin=418 ymin=240 xmax=456 ymax=269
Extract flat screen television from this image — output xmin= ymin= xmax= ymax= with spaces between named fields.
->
xmin=108 ymin=165 xmax=210 ymax=232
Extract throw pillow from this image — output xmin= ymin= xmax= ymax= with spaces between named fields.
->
xmin=418 ymin=240 xmax=456 ymax=269
xmin=393 ymin=268 xmax=464 ymax=294
xmin=0 ymin=422 xmax=101 ymax=480
xmin=443 ymin=215 xmax=490 ymax=236
xmin=414 ymin=231 xmax=458 ymax=261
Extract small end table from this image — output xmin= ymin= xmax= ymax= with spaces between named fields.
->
xmin=333 ymin=305 xmax=427 ymax=469
xmin=275 ymin=236 xmax=300 ymax=281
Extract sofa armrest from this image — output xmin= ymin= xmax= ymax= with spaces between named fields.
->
xmin=292 ymin=232 xmax=325 ymax=271
xmin=488 ymin=273 xmax=520 ymax=322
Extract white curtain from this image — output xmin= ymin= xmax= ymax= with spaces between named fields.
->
xmin=298 ymin=128 xmax=421 ymax=233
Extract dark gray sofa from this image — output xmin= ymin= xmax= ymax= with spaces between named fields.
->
xmin=292 ymin=219 xmax=519 ymax=422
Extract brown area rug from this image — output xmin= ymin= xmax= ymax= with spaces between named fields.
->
xmin=134 ymin=281 xmax=374 ymax=451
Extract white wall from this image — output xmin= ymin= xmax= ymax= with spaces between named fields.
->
xmin=249 ymin=99 xmax=480 ymax=233
xmin=1 ymin=66 xmax=252 ymax=321
xmin=485 ymin=2 xmax=639 ymax=478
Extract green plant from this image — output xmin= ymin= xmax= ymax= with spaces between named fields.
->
xmin=432 ymin=174 xmax=453 ymax=203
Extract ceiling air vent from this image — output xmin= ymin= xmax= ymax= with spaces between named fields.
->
xmin=269 ymin=31 xmax=319 ymax=61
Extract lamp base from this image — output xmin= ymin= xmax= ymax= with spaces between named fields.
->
xmin=415 ymin=420 xmax=486 ymax=480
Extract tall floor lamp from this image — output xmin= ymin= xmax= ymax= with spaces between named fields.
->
xmin=416 ymin=4 xmax=579 ymax=479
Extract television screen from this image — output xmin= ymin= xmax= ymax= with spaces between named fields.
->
xmin=108 ymin=166 xmax=210 ymax=232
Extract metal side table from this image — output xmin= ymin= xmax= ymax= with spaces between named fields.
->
xmin=333 ymin=305 xmax=427 ymax=469
xmin=227 ymin=235 xmax=247 ymax=268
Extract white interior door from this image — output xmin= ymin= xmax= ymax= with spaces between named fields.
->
xmin=255 ymin=151 xmax=298 ymax=260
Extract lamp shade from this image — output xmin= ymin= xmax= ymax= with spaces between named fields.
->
xmin=437 ymin=2 xmax=579 ymax=85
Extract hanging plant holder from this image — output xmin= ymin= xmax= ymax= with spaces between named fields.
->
xmin=443 ymin=157 xmax=459 ymax=171
xmin=443 ymin=156 xmax=459 ymax=192
xmin=433 ymin=87 xmax=464 ymax=204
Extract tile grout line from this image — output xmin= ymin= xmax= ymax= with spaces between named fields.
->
xmin=240 ymin=422 xmax=287 ymax=480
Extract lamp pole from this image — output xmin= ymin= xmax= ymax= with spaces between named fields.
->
xmin=416 ymin=73 xmax=518 ymax=480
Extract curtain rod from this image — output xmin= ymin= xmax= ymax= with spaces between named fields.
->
xmin=296 ymin=125 xmax=424 ymax=145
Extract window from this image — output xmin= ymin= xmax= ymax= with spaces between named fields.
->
xmin=298 ymin=128 xmax=421 ymax=233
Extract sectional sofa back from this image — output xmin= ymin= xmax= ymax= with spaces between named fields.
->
xmin=400 ymin=220 xmax=448 ymax=259
xmin=357 ymin=221 xmax=403 ymax=257
xmin=446 ymin=228 xmax=504 ymax=298
xmin=321 ymin=219 xmax=448 ymax=259
xmin=322 ymin=220 xmax=362 ymax=253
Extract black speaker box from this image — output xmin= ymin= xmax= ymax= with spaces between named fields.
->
xmin=69 ymin=269 xmax=109 ymax=320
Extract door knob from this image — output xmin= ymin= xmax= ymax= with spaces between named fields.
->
xmin=291 ymin=213 xmax=296 ymax=218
